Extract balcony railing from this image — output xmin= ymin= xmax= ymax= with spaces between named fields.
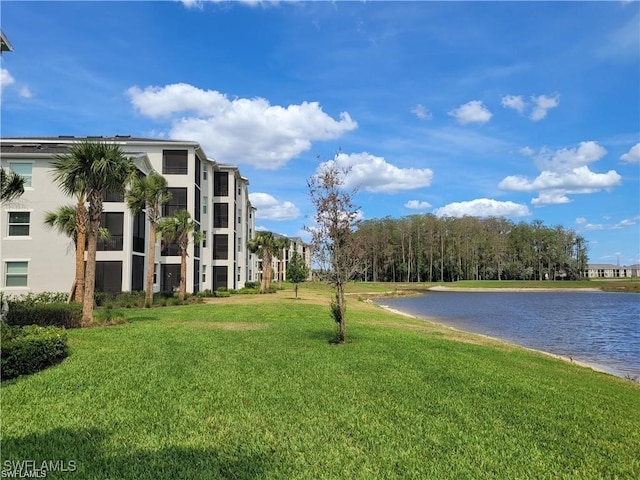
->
xmin=97 ymin=235 xmax=124 ymax=251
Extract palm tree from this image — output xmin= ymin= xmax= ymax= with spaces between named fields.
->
xmin=44 ymin=204 xmax=110 ymax=303
xmin=51 ymin=140 xmax=135 ymax=325
xmin=1 ymin=168 xmax=25 ymax=202
xmin=247 ymin=231 xmax=281 ymax=293
xmin=126 ymin=173 xmax=172 ymax=307
xmin=157 ymin=210 xmax=202 ymax=301
xmin=274 ymin=235 xmax=291 ymax=287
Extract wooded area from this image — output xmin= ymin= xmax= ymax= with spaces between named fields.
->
xmin=349 ymin=215 xmax=588 ymax=283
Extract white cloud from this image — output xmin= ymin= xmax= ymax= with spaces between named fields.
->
xmin=433 ymin=198 xmax=531 ymax=218
xmin=411 ymin=104 xmax=432 ymax=120
xmin=1 ymin=68 xmax=15 ymax=88
xmin=18 ymin=86 xmax=32 ymax=98
xmin=501 ymin=95 xmax=525 ymax=114
xmin=575 ymin=217 xmax=587 ymax=225
xmin=405 ymin=200 xmax=432 ymax=210
xmin=530 ymin=93 xmax=560 ymax=121
xmin=584 ymin=223 xmax=605 ymax=231
xmin=620 ymin=143 xmax=640 ymax=163
xmin=448 ymin=100 xmax=492 ymax=125
xmin=499 ymin=141 xmax=621 ymax=205
xmin=519 ymin=146 xmax=534 ymax=156
xmin=319 ymin=152 xmax=434 ymax=194
xmin=614 ymin=216 xmax=640 ymax=229
xmin=127 ymin=83 xmax=357 ymax=169
xmin=249 ymin=192 xmax=300 ymax=220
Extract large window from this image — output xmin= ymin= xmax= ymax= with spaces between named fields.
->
xmin=8 ymin=212 xmax=30 ymax=236
xmin=98 ymin=212 xmax=124 ymax=251
xmin=9 ymin=163 xmax=32 ymax=188
xmin=214 ymin=203 xmax=228 ymax=228
xmin=95 ymin=261 xmax=122 ymax=293
xmin=162 ymin=149 xmax=188 ymax=175
xmin=161 ymin=264 xmax=180 ymax=293
xmin=132 ymin=211 xmax=145 ymax=253
xmin=213 ymin=266 xmax=228 ymax=291
xmin=163 ymin=188 xmax=187 ymax=217
xmin=214 ymin=171 xmax=228 ymax=196
xmin=213 ymin=234 xmax=228 ymax=260
xmin=131 ymin=255 xmax=144 ymax=292
xmin=5 ymin=261 xmax=28 ymax=287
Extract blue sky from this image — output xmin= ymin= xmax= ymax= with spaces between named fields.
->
xmin=1 ymin=1 xmax=639 ymax=265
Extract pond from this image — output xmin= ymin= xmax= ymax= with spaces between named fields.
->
xmin=377 ymin=291 xmax=640 ymax=379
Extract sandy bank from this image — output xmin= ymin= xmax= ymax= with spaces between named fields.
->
xmin=428 ymin=285 xmax=602 ymax=293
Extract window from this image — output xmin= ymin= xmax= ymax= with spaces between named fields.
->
xmin=8 ymin=212 xmax=30 ymax=236
xmin=98 ymin=213 xmax=124 ymax=251
xmin=162 ymin=149 xmax=188 ymax=175
xmin=214 ymin=171 xmax=229 ymax=196
xmin=9 ymin=163 xmax=32 ymax=188
xmin=214 ymin=203 xmax=228 ymax=228
xmin=5 ymin=261 xmax=28 ymax=287
xmin=202 ymin=231 xmax=207 ymax=248
xmin=202 ymin=265 xmax=207 ymax=283
xmin=203 ymin=166 xmax=208 ymax=180
xmin=213 ymin=234 xmax=228 ymax=260
xmin=163 ymin=188 xmax=187 ymax=217
xmin=103 ymin=189 xmax=124 ymax=202
xmin=153 ymin=263 xmax=158 ymax=284
xmin=238 ymin=238 xmax=242 ymax=252
xmin=203 ymin=196 xmax=208 ymax=214
xmin=213 ymin=266 xmax=227 ymax=291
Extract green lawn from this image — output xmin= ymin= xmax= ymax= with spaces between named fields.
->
xmin=2 ymin=284 xmax=639 ymax=479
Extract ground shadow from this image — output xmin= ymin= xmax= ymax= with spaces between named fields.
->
xmin=1 ymin=427 xmax=275 ymax=480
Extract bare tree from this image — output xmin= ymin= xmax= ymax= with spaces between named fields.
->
xmin=307 ymin=159 xmax=360 ymax=343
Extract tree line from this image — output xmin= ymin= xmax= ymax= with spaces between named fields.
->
xmin=348 ymin=215 xmax=588 ymax=283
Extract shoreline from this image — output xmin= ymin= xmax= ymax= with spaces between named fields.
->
xmin=427 ymin=285 xmax=602 ymax=293
xmin=374 ymin=303 xmax=617 ymax=378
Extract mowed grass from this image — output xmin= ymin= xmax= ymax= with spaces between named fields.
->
xmin=2 ymin=284 xmax=639 ymax=479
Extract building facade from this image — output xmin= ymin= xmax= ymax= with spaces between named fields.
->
xmin=585 ymin=264 xmax=640 ymax=279
xmin=1 ymin=136 xmax=258 ymax=295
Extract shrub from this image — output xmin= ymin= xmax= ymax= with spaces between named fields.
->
xmin=197 ymin=289 xmax=213 ymax=298
xmin=244 ymin=281 xmax=258 ymax=289
xmin=6 ymin=302 xmax=82 ymax=329
xmin=214 ymin=290 xmax=231 ymax=298
xmin=1 ymin=324 xmax=69 ymax=380
xmin=3 ymin=292 xmax=68 ymax=305
xmin=93 ymin=307 xmax=127 ymax=326
xmin=236 ymin=287 xmax=259 ymax=295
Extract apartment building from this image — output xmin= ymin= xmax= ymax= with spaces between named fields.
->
xmin=585 ymin=264 xmax=640 ymax=279
xmin=0 ymin=136 xmax=257 ymax=295
xmin=266 ymin=234 xmax=312 ymax=284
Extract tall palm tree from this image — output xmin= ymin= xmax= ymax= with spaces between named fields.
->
xmin=126 ymin=173 xmax=172 ymax=307
xmin=274 ymin=235 xmax=291 ymax=287
xmin=1 ymin=168 xmax=25 ymax=202
xmin=51 ymin=140 xmax=135 ymax=325
xmin=157 ymin=210 xmax=202 ymax=301
xmin=44 ymin=204 xmax=110 ymax=303
xmin=247 ymin=231 xmax=281 ymax=293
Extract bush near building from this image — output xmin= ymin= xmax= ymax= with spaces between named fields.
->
xmin=0 ymin=324 xmax=69 ymax=380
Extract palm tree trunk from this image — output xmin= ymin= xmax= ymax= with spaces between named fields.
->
xmin=74 ymin=199 xmax=87 ymax=303
xmin=179 ymin=248 xmax=187 ymax=301
xmin=82 ymin=217 xmax=99 ymax=326
xmin=145 ymin=223 xmax=156 ymax=307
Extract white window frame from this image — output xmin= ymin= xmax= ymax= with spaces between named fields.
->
xmin=7 ymin=211 xmax=31 ymax=238
xmin=4 ymin=260 xmax=29 ymax=288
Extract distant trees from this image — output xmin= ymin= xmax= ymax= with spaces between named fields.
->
xmin=349 ymin=215 xmax=588 ymax=283
xmin=307 ymin=160 xmax=360 ymax=343
xmin=286 ymin=251 xmax=310 ymax=298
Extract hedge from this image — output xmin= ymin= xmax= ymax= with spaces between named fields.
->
xmin=1 ymin=324 xmax=69 ymax=380
xmin=6 ymin=302 xmax=82 ymax=329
